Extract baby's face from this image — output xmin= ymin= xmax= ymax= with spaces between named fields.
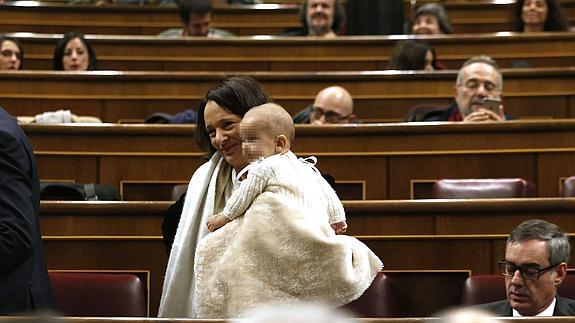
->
xmin=240 ymin=120 xmax=277 ymax=162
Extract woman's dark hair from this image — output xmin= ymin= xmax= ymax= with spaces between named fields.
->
xmin=389 ymin=39 xmax=435 ymax=70
xmin=513 ymin=0 xmax=570 ymax=31
xmin=412 ymin=3 xmax=452 ymax=34
xmin=195 ymin=77 xmax=271 ymax=155
xmin=0 ymin=36 xmax=24 ymax=70
xmin=53 ymin=32 xmax=98 ymax=70
xmin=299 ymin=0 xmax=346 ymax=34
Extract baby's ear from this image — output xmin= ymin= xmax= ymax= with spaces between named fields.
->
xmin=275 ymin=135 xmax=288 ymax=152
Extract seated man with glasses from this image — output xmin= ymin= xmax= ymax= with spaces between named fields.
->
xmin=408 ymin=55 xmax=512 ymax=122
xmin=476 ymin=219 xmax=575 ymax=316
xmin=293 ymin=86 xmax=356 ymax=125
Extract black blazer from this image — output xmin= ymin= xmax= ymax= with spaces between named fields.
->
xmin=476 ymin=296 xmax=575 ymax=316
xmin=0 ymin=107 xmax=53 ymax=314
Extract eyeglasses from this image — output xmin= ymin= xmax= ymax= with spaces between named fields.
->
xmin=497 ymin=260 xmax=559 ymax=281
xmin=310 ymin=106 xmax=350 ymax=123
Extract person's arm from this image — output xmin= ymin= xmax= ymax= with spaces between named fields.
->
xmin=221 ymin=167 xmax=267 ymax=220
xmin=0 ymin=130 xmax=34 ymax=274
xmin=318 ymin=173 xmax=347 ymax=233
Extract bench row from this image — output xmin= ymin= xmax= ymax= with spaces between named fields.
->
xmin=1 ymin=0 xmax=574 ymax=35
xmin=2 ymin=68 xmax=574 ymax=123
xmin=24 ymin=120 xmax=575 ymax=200
xmin=10 ymin=32 xmax=575 ymax=71
xmin=40 ymin=198 xmax=575 ymax=316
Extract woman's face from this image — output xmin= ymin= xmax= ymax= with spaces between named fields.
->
xmin=424 ymin=50 xmax=434 ymax=71
xmin=0 ymin=40 xmax=21 ymax=70
xmin=63 ymin=37 xmax=89 ymax=71
xmin=522 ymin=0 xmax=548 ymax=27
xmin=204 ymin=100 xmax=248 ymax=171
xmin=412 ymin=14 xmax=441 ymax=35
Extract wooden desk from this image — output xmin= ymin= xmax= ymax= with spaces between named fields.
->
xmin=25 ymin=120 xmax=575 ymax=200
xmin=2 ymin=68 xmax=574 ymax=123
xmin=13 ymin=32 xmax=575 ymax=71
xmin=0 ymin=3 xmax=300 ymax=36
xmin=38 ymin=199 xmax=575 ymax=316
xmin=0 ymin=0 xmax=573 ymax=36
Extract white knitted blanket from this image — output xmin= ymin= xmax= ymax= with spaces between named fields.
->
xmin=192 ymin=191 xmax=383 ymax=318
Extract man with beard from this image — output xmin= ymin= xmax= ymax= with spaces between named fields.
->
xmin=476 ymin=219 xmax=575 ymax=316
xmin=416 ymin=55 xmax=510 ymax=122
xmin=281 ymin=0 xmax=345 ymax=37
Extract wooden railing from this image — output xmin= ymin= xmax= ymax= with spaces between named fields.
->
xmin=11 ymin=32 xmax=575 ymax=71
xmin=39 ymin=199 xmax=575 ymax=316
xmin=2 ymin=68 xmax=574 ymax=123
xmin=25 ymin=120 xmax=575 ymax=200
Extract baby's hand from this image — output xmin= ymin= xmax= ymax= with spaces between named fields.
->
xmin=331 ymin=221 xmax=348 ymax=234
xmin=207 ymin=213 xmax=231 ymax=232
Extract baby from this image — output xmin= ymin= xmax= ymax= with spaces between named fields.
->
xmin=206 ymin=103 xmax=347 ymax=234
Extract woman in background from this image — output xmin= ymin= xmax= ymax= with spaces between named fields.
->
xmin=389 ymin=39 xmax=442 ymax=71
xmin=53 ymin=32 xmax=97 ymax=71
xmin=411 ymin=3 xmax=452 ymax=35
xmin=514 ymin=0 xmax=569 ymax=32
xmin=0 ymin=36 xmax=23 ymax=70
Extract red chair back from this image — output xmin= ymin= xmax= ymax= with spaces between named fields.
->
xmin=432 ymin=178 xmax=536 ymax=199
xmin=342 ymin=272 xmax=398 ymax=317
xmin=50 ymin=272 xmax=147 ymax=317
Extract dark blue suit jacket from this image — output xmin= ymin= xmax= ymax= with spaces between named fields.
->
xmin=476 ymin=296 xmax=575 ymax=316
xmin=0 ymin=107 xmax=53 ymax=313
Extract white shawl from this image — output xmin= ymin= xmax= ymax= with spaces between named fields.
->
xmin=193 ymin=192 xmax=383 ymax=318
xmin=158 ymin=153 xmax=232 ymax=317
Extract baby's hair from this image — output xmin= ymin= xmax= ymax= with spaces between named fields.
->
xmin=245 ymin=103 xmax=295 ymax=144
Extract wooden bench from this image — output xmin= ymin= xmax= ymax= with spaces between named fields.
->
xmin=39 ymin=199 xmax=575 ymax=316
xmin=2 ymin=68 xmax=574 ymax=123
xmin=0 ymin=2 xmax=300 ymax=36
xmin=25 ymin=120 xmax=575 ymax=200
xmin=0 ymin=0 xmax=573 ymax=36
xmin=12 ymin=32 xmax=575 ymax=71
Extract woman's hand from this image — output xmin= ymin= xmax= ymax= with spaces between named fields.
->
xmin=331 ymin=221 xmax=348 ymax=234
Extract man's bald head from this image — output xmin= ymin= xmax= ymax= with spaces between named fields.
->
xmin=310 ymin=86 xmax=354 ymax=125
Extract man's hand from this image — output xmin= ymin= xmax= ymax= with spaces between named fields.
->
xmin=206 ymin=213 xmax=231 ymax=232
xmin=331 ymin=221 xmax=348 ymax=234
xmin=464 ymin=106 xmax=505 ymax=122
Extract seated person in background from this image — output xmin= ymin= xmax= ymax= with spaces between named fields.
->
xmin=514 ymin=0 xmax=570 ymax=32
xmin=388 ymin=39 xmax=438 ymax=71
xmin=411 ymin=3 xmax=452 ymax=35
xmin=0 ymin=36 xmax=23 ymax=70
xmin=281 ymin=0 xmax=345 ymax=37
xmin=206 ymin=103 xmax=347 ymax=234
xmin=411 ymin=55 xmax=509 ymax=122
xmin=158 ymin=0 xmax=234 ymax=37
xmin=293 ymin=86 xmax=355 ymax=124
xmin=53 ymin=32 xmax=97 ymax=71
xmin=476 ymin=219 xmax=575 ymax=316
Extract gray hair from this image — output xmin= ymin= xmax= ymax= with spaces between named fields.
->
xmin=413 ymin=3 xmax=452 ymax=34
xmin=508 ymin=219 xmax=570 ymax=266
xmin=456 ymin=55 xmax=503 ymax=92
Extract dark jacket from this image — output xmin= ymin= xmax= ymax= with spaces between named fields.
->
xmin=476 ymin=296 xmax=575 ymax=316
xmin=0 ymin=107 xmax=53 ymax=314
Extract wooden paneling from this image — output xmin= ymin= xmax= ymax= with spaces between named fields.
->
xmin=0 ymin=3 xmax=300 ymax=36
xmin=39 ymin=199 xmax=575 ymax=317
xmin=0 ymin=0 xmax=574 ymax=37
xmin=2 ymin=68 xmax=574 ymax=123
xmin=25 ymin=120 xmax=575 ymax=200
xmin=11 ymin=32 xmax=575 ymax=71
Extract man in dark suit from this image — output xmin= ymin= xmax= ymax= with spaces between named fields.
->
xmin=477 ymin=219 xmax=575 ymax=316
xmin=0 ymin=107 xmax=53 ymax=313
